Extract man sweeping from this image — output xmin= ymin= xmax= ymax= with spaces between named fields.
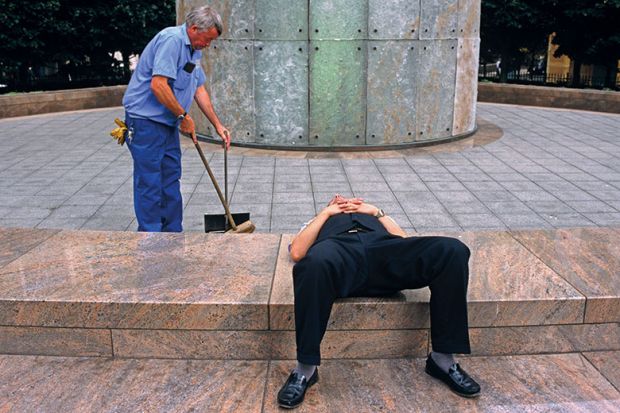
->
xmin=121 ymin=6 xmax=229 ymax=232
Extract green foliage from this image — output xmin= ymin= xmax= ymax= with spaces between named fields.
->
xmin=480 ymin=0 xmax=556 ymax=81
xmin=0 ymin=0 xmax=175 ymax=88
xmin=552 ymin=0 xmax=620 ymax=64
xmin=481 ymin=0 xmax=620 ymax=87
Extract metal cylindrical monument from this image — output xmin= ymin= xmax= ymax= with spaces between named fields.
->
xmin=177 ymin=0 xmax=481 ymax=149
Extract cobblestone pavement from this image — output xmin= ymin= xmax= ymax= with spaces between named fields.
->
xmin=0 ymin=103 xmax=619 ymax=233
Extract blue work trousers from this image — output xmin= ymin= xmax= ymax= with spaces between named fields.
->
xmin=125 ymin=114 xmax=183 ymax=232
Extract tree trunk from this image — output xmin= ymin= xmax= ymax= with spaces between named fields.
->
xmin=571 ymin=58 xmax=582 ymax=88
xmin=605 ymin=60 xmax=618 ymax=90
xmin=122 ymin=51 xmax=131 ymax=82
xmin=499 ymin=49 xmax=510 ymax=83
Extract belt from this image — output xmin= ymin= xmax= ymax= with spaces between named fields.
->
xmin=346 ymin=227 xmax=369 ymax=233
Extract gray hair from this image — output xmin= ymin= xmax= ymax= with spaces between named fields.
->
xmin=186 ymin=6 xmax=223 ymax=35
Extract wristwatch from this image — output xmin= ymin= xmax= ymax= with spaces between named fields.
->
xmin=177 ymin=111 xmax=187 ymax=121
xmin=374 ymin=208 xmax=386 ymax=218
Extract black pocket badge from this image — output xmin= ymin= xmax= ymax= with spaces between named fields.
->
xmin=183 ymin=62 xmax=196 ymax=73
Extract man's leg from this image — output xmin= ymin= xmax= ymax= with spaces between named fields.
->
xmin=278 ymin=236 xmax=365 ymax=408
xmin=126 ymin=117 xmax=165 ymax=232
xmin=364 ymin=234 xmax=471 ymax=354
xmin=293 ymin=237 xmax=365 ymax=366
xmin=161 ymin=127 xmax=183 ymax=232
xmin=363 ymin=234 xmax=479 ymax=396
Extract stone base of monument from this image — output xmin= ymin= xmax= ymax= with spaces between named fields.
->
xmin=0 ymin=226 xmax=618 ymax=410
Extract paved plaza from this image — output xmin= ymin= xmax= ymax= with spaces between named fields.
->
xmin=0 ymin=103 xmax=619 ymax=233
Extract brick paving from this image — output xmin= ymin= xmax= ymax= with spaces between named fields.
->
xmin=0 ymin=103 xmax=618 ymax=233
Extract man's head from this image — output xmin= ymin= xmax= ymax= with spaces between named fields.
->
xmin=186 ymin=6 xmax=223 ymax=50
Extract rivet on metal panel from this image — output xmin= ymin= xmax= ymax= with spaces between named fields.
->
xmin=258 ymin=29 xmax=262 ymax=33
xmin=373 ymin=29 xmax=377 ymax=33
xmin=314 ymin=135 xmax=319 ymax=139
xmin=315 ymin=47 xmax=319 ymax=51
xmin=299 ymin=135 xmax=303 ymax=139
xmin=371 ymin=134 xmax=375 ymax=138
xmin=299 ymin=29 xmax=303 ymax=32
xmin=358 ymin=29 xmax=362 ymax=33
xmin=299 ymin=48 xmax=303 ymax=52
xmin=356 ymin=135 xmax=360 ymax=138
xmin=315 ymin=29 xmax=319 ymax=33
xmin=260 ymin=133 xmax=264 ymax=137
xmin=372 ymin=46 xmax=377 ymax=50
xmin=357 ymin=47 xmax=361 ymax=51
xmin=408 ymin=132 xmax=412 ymax=136
xmin=259 ymin=47 xmax=263 ymax=50
xmin=246 ymin=132 xmax=250 ymax=136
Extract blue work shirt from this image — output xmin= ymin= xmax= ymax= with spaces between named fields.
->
xmin=123 ymin=23 xmax=206 ymax=126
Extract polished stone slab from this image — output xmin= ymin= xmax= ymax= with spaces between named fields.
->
xmin=112 ymin=329 xmax=427 ymax=360
xmin=0 ymin=355 xmax=266 ymax=412
xmin=468 ymin=323 xmax=620 ymax=356
xmin=0 ymin=326 xmax=111 ymax=357
xmin=512 ymin=228 xmax=620 ymax=323
xmin=0 ymin=230 xmax=279 ymax=329
xmin=446 ymin=230 xmax=586 ymax=326
xmin=263 ymin=353 xmax=620 ymax=412
xmin=271 ymin=231 xmax=586 ymax=330
xmin=0 ymin=227 xmax=58 ymax=267
xmin=270 ymin=235 xmax=431 ymax=331
xmin=583 ymin=351 xmax=620 ymax=390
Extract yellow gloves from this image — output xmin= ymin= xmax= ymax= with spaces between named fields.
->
xmin=110 ymin=118 xmax=127 ymax=146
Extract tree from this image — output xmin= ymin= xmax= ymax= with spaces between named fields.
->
xmin=0 ymin=1 xmax=69 ymax=86
xmin=552 ymin=0 xmax=620 ymax=88
xmin=481 ymin=0 xmax=556 ymax=83
xmin=0 ymin=0 xmax=175 ymax=91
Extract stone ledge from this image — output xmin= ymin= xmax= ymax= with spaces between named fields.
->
xmin=0 ymin=226 xmax=618 ymax=359
xmin=478 ymin=82 xmax=620 ymax=114
xmin=0 ymin=85 xmax=126 ymax=118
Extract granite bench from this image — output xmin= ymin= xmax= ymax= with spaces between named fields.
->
xmin=0 ymin=227 xmax=618 ymax=360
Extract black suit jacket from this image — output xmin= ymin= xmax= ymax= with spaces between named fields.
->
xmin=314 ymin=213 xmax=389 ymax=244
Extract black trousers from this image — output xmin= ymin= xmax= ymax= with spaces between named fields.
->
xmin=292 ymin=231 xmax=471 ymax=365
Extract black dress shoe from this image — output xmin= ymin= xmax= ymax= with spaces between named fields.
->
xmin=277 ymin=368 xmax=319 ymax=409
xmin=425 ymin=355 xmax=481 ymax=398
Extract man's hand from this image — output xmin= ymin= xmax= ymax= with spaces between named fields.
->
xmin=320 ymin=200 xmax=347 ymax=217
xmin=217 ymin=125 xmax=231 ymax=149
xmin=179 ymin=115 xmax=196 ymax=141
xmin=342 ymin=198 xmax=380 ymax=216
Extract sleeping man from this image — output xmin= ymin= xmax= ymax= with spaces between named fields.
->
xmin=277 ymin=194 xmax=480 ymax=409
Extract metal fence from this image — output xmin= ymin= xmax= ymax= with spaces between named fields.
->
xmin=0 ymin=65 xmax=130 ymax=94
xmin=479 ymin=67 xmax=619 ymax=90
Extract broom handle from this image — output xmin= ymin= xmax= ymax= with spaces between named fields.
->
xmin=193 ymin=139 xmax=238 ymax=230
xmin=224 ymin=131 xmax=230 ymax=228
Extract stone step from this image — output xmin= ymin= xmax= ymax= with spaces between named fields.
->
xmin=1 ymin=352 xmax=619 ymax=412
xmin=0 ymin=227 xmax=618 ymax=359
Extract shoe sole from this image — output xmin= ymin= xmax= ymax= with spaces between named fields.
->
xmin=277 ymin=375 xmax=319 ymax=409
xmin=425 ymin=368 xmax=481 ymax=399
